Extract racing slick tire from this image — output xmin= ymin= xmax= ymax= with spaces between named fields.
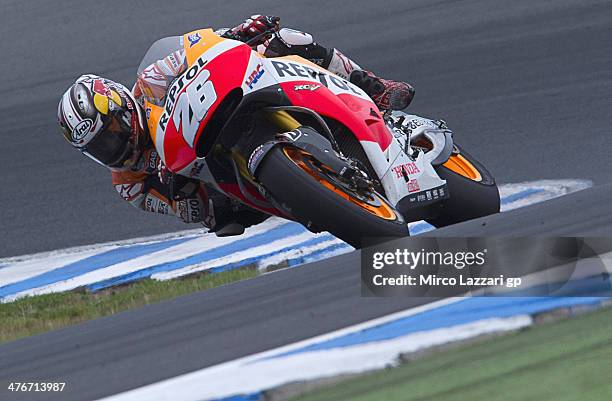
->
xmin=257 ymin=145 xmax=409 ymax=248
xmin=427 ymin=143 xmax=500 ymax=228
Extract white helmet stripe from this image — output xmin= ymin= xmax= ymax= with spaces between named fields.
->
xmin=61 ymin=90 xmax=78 ymax=131
xmin=59 ymin=93 xmax=71 ymax=131
xmin=61 ymin=84 xmax=104 ymax=148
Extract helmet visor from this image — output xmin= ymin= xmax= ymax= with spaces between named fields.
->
xmin=83 ymin=112 xmax=134 ymax=168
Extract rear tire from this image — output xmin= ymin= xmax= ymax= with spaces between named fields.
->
xmin=427 ymin=144 xmax=500 ymax=228
xmin=257 ymin=146 xmax=409 ymax=248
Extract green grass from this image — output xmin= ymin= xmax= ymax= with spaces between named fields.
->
xmin=0 ymin=267 xmax=258 ymax=344
xmin=289 ymin=306 xmax=612 ymax=401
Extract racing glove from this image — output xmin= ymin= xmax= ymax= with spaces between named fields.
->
xmin=156 ymin=160 xmax=198 ymax=201
xmin=226 ymin=15 xmax=280 ymax=45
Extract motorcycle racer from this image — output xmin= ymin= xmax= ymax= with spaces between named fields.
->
xmin=57 ymin=15 xmax=415 ymax=236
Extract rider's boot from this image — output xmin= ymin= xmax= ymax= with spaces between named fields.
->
xmin=318 ymin=47 xmax=415 ymax=110
xmin=319 ymin=47 xmax=414 ymax=110
xmin=203 ymin=190 xmax=270 ymax=237
xmin=213 ymin=211 xmax=269 ymax=237
xmin=348 ymin=69 xmax=415 ymax=111
xmin=203 ymin=191 xmax=245 ymax=237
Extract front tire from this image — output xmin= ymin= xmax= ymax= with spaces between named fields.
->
xmin=257 ymin=146 xmax=408 ymax=248
xmin=427 ymin=144 xmax=500 ymax=228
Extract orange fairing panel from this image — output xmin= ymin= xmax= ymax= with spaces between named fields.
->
xmin=144 ymin=100 xmax=164 ymax=147
xmin=182 ymin=29 xmax=225 ymax=65
xmin=443 ymin=154 xmax=482 ymax=182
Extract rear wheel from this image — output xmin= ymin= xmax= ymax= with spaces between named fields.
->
xmin=427 ymin=144 xmax=500 ymax=227
xmin=257 ymin=146 xmax=408 ymax=248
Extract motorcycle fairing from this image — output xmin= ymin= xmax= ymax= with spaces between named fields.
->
xmin=145 ymin=28 xmax=446 ymax=213
xmin=146 ymin=29 xmax=252 ymax=172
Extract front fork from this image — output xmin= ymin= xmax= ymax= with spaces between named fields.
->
xmin=264 ymin=109 xmax=302 ymax=132
xmin=246 ymin=110 xmax=373 ymax=194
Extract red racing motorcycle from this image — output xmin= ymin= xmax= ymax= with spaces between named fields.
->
xmin=143 ymin=29 xmax=500 ymax=248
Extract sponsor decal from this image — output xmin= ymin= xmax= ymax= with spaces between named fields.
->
xmin=248 ymin=144 xmax=267 ymax=173
xmin=177 ymin=200 xmax=186 ymax=217
xmin=159 ymin=112 xmax=169 ymax=131
xmin=98 ymin=80 xmax=134 ymax=111
xmin=270 ymin=60 xmax=363 ymax=96
xmin=145 ymin=196 xmax=169 ymax=215
xmin=188 ymin=33 xmax=202 ymax=47
xmin=189 ymin=161 xmax=205 ymax=177
xmin=407 ymin=119 xmax=425 ymax=130
xmin=402 ymin=117 xmax=439 ymax=136
xmin=245 ymin=64 xmax=265 ymax=89
xmin=92 ymin=79 xmax=128 ymax=111
xmin=408 ymin=179 xmax=420 ymax=193
xmin=72 ymin=119 xmax=93 ymax=142
xmin=188 ymin=199 xmax=201 ymax=221
xmin=157 ymin=201 xmax=169 ymax=214
xmin=392 ymin=162 xmax=421 ymax=180
xmin=158 ymin=56 xmax=208 ymax=132
xmin=277 ymin=129 xmax=302 ymax=142
xmin=145 ymin=107 xmax=151 ymax=119
xmin=167 ymin=51 xmax=183 ymax=71
xmin=406 ymin=184 xmax=448 ymax=204
xmin=176 ymin=199 xmax=202 ymax=222
xmin=92 ymin=79 xmax=112 ymax=97
xmin=146 ymin=150 xmax=158 ymax=171
xmin=145 ymin=196 xmax=156 ymax=212
xmin=294 ymin=84 xmax=321 ymax=91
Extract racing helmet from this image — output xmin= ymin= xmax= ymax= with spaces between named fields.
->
xmin=58 ymin=74 xmax=145 ymax=169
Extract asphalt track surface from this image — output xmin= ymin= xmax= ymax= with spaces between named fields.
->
xmin=1 ymin=1 xmax=611 ymax=400
xmin=1 ymin=0 xmax=611 ymax=257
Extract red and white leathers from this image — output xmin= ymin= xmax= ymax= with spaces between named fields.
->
xmin=111 ymin=145 xmax=210 ymax=225
xmin=114 ymin=18 xmax=413 ymax=232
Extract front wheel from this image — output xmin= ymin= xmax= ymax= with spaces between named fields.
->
xmin=427 ymin=143 xmax=500 ymax=228
xmin=256 ymin=146 xmax=408 ymax=248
